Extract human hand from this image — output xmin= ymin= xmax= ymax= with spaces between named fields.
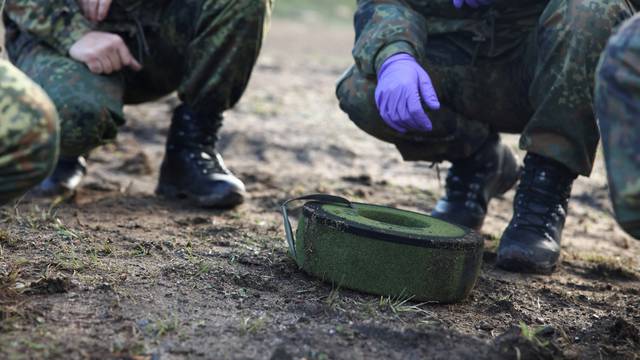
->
xmin=375 ymin=53 xmax=440 ymax=133
xmin=452 ymin=0 xmax=493 ymax=8
xmin=69 ymin=31 xmax=142 ymax=74
xmin=78 ymin=0 xmax=113 ymax=22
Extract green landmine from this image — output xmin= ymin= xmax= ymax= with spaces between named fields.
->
xmin=293 ymin=202 xmax=484 ymax=303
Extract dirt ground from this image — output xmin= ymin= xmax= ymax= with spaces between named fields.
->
xmin=1 ymin=11 xmax=640 ymax=360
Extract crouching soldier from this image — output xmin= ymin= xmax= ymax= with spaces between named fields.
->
xmin=0 ymin=59 xmax=59 ymax=205
xmin=337 ymin=0 xmax=633 ymax=273
xmin=4 ymin=0 xmax=272 ymax=208
xmin=596 ymin=12 xmax=640 ymax=240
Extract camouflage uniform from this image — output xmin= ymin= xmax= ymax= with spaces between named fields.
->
xmin=0 ymin=42 xmax=59 ymax=204
xmin=4 ymin=0 xmax=272 ymax=158
xmin=596 ymin=12 xmax=640 ymax=239
xmin=337 ymin=0 xmax=634 ymax=176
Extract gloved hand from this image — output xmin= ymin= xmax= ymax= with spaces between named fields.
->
xmin=453 ymin=0 xmax=493 ymax=8
xmin=375 ymin=53 xmax=440 ymax=133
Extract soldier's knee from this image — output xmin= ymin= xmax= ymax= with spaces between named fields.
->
xmin=336 ymin=67 xmax=376 ymax=121
xmin=335 ymin=67 xmax=404 ymax=143
xmin=16 ymin=87 xmax=60 ymax=186
xmin=56 ymin=99 xmax=117 ymax=157
xmin=543 ymin=0 xmax=631 ymax=39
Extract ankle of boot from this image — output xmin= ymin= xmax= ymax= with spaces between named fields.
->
xmin=524 ymin=153 xmax=578 ymax=181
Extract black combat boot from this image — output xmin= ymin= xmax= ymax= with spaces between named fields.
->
xmin=34 ymin=156 xmax=87 ymax=197
xmin=156 ymin=105 xmax=246 ymax=208
xmin=497 ymin=153 xmax=577 ymax=274
xmin=431 ymin=134 xmax=521 ymax=230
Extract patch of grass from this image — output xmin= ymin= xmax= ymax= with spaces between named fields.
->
xmin=53 ymin=245 xmax=86 ymax=272
xmin=0 ymin=265 xmax=20 ymax=301
xmin=0 ymin=229 xmax=17 ymax=248
xmin=580 ymin=253 xmax=638 ymax=280
xmin=54 ymin=219 xmax=80 ymax=241
xmin=239 ymin=316 xmax=267 ymax=336
xmin=378 ymin=291 xmax=430 ymax=317
xmin=518 ymin=322 xmax=550 ymax=348
xmin=197 ymin=261 xmax=214 ymax=275
xmin=153 ymin=316 xmax=180 ymax=338
xmin=324 ymin=284 xmax=342 ymax=310
xmin=131 ymin=243 xmax=151 ymax=257
xmin=13 ymin=204 xmax=58 ymax=230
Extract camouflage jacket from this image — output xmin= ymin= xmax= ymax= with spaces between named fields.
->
xmin=353 ymin=0 xmax=551 ymax=77
xmin=3 ymin=0 xmax=167 ymax=55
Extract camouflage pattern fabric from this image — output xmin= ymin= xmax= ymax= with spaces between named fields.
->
xmin=596 ymin=13 xmax=640 ymax=239
xmin=0 ymin=59 xmax=59 ymax=205
xmin=5 ymin=0 xmax=272 ymax=158
xmin=337 ymin=0 xmax=634 ymax=176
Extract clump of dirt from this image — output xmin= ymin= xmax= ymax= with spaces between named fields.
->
xmin=493 ymin=325 xmax=561 ymax=360
xmin=116 ymin=152 xmax=154 ymax=176
xmin=588 ymin=262 xmax=639 ymax=281
xmin=23 ymin=277 xmax=71 ymax=295
xmin=609 ymin=317 xmax=640 ymax=344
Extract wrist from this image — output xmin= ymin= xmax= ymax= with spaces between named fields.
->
xmin=377 ymin=53 xmax=418 ymax=80
xmin=375 ymin=41 xmax=418 ymax=75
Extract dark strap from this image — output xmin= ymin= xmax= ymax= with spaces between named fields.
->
xmin=280 ymin=194 xmax=352 ymax=258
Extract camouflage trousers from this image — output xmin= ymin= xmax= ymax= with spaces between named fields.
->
xmin=0 ymin=59 xmax=59 ymax=205
xmin=337 ymin=0 xmax=633 ymax=176
xmin=596 ymin=13 xmax=640 ymax=239
xmin=8 ymin=0 xmax=271 ymax=158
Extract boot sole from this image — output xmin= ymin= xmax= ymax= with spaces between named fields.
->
xmin=156 ymin=184 xmax=245 ymax=209
xmin=496 ymin=257 xmax=557 ymax=275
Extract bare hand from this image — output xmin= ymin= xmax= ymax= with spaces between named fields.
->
xmin=78 ymin=0 xmax=113 ymax=22
xmin=69 ymin=32 xmax=142 ymax=75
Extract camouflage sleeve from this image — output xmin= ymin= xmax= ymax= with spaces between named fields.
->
xmin=352 ymin=0 xmax=428 ymax=77
xmin=4 ymin=0 xmax=93 ymax=55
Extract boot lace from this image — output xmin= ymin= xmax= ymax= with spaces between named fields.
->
xmin=510 ymin=167 xmax=572 ymax=233
xmin=444 ymin=160 xmax=496 ymax=209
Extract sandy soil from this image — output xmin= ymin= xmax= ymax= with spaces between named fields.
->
xmin=1 ymin=19 xmax=639 ymax=360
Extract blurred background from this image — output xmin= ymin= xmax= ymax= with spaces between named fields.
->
xmin=275 ymin=0 xmax=356 ymax=22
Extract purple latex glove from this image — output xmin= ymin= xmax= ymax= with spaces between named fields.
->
xmin=453 ymin=0 xmax=493 ymax=8
xmin=375 ymin=53 xmax=440 ymax=133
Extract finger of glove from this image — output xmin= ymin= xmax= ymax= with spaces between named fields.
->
xmin=375 ymin=87 xmax=403 ymax=133
xmin=407 ymin=90 xmax=433 ymax=132
xmin=418 ymin=72 xmax=441 ymax=111
xmin=452 ymin=0 xmax=464 ymax=8
xmin=381 ymin=95 xmax=407 ymax=133
xmin=384 ymin=86 xmax=405 ymax=129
